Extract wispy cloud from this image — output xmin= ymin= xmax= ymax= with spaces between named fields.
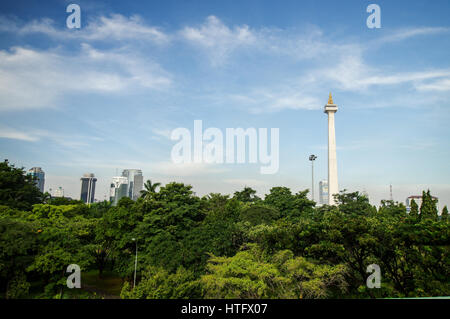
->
xmin=0 ymin=125 xmax=100 ymax=149
xmin=314 ymin=54 xmax=450 ymax=91
xmin=0 ymin=44 xmax=171 ymax=111
xmin=230 ymin=89 xmax=321 ymax=113
xmin=1 ymin=13 xmax=449 ymax=115
xmin=0 ymin=14 xmax=169 ymax=44
xmin=180 ymin=15 xmax=256 ymax=66
xmin=179 ymin=17 xmax=450 ymax=111
xmin=415 ymin=78 xmax=450 ymax=91
xmin=376 ymin=27 xmax=450 ymax=44
xmin=0 ymin=126 xmax=40 ymax=141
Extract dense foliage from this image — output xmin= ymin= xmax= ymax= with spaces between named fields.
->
xmin=0 ymin=160 xmax=448 ymax=299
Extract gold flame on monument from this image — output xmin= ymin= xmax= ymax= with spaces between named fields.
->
xmin=328 ymin=92 xmax=334 ymax=105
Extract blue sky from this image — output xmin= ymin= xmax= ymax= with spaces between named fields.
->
xmin=0 ymin=0 xmax=449 ymax=208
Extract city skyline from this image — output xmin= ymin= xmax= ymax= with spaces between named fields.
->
xmin=15 ymin=161 xmax=444 ymax=210
xmin=1 ymin=0 xmax=450 ymax=208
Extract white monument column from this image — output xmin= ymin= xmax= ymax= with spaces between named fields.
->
xmin=324 ymin=93 xmax=339 ymax=205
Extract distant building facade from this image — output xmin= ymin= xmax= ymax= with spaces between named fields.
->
xmin=122 ymin=169 xmax=143 ymax=201
xmin=27 ymin=167 xmax=45 ymax=192
xmin=80 ymin=173 xmax=97 ymax=204
xmin=109 ymin=169 xmax=144 ymax=205
xmin=110 ymin=176 xmax=129 ymax=205
xmin=319 ymin=180 xmax=329 ymax=205
xmin=52 ymin=187 xmax=65 ymax=198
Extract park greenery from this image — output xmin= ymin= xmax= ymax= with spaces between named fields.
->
xmin=0 ymin=160 xmax=448 ymax=299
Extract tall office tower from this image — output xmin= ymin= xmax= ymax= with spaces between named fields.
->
xmin=80 ymin=173 xmax=97 ymax=204
xmin=110 ymin=176 xmax=128 ymax=205
xmin=324 ymin=93 xmax=339 ymax=205
xmin=319 ymin=180 xmax=329 ymax=205
xmin=27 ymin=167 xmax=45 ymax=192
xmin=122 ymin=169 xmax=143 ymax=200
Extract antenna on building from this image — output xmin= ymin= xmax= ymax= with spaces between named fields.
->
xmin=390 ymin=184 xmax=393 ymax=201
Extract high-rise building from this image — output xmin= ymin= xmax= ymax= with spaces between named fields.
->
xmin=122 ymin=169 xmax=143 ymax=200
xmin=80 ymin=173 xmax=97 ymax=204
xmin=324 ymin=93 xmax=339 ymax=205
xmin=110 ymin=176 xmax=128 ymax=205
xmin=27 ymin=167 xmax=45 ymax=192
xmin=319 ymin=180 xmax=329 ymax=205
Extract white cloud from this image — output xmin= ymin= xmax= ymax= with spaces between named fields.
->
xmin=0 ymin=125 xmax=102 ymax=149
xmin=180 ymin=15 xmax=257 ymax=66
xmin=377 ymin=27 xmax=450 ymax=44
xmin=180 ymin=16 xmax=352 ymax=65
xmin=0 ymin=14 xmax=169 ymax=44
xmin=416 ymin=78 xmax=450 ymax=91
xmin=1 ymin=13 xmax=449 ymax=114
xmin=0 ymin=45 xmax=171 ymax=111
xmin=0 ymin=126 xmax=40 ymax=141
xmin=230 ymin=89 xmax=321 ymax=113
xmin=81 ymin=14 xmax=168 ymax=43
xmin=311 ymin=53 xmax=450 ymax=92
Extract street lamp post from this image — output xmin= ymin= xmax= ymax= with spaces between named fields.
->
xmin=132 ymin=238 xmax=137 ymax=289
xmin=309 ymin=155 xmax=317 ymax=202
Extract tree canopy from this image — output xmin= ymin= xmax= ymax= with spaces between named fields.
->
xmin=0 ymin=160 xmax=448 ymax=299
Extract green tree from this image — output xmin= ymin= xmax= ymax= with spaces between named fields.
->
xmin=48 ymin=197 xmax=84 ymax=206
xmin=135 ymin=183 xmax=206 ymax=272
xmin=201 ymin=244 xmax=284 ymax=298
xmin=335 ymin=191 xmax=376 ymax=216
xmin=240 ymin=205 xmax=280 ymax=225
xmin=441 ymin=206 xmax=448 ymax=222
xmin=0 ymin=160 xmax=43 ymax=210
xmin=263 ymin=187 xmax=315 ymax=219
xmin=0 ymin=217 xmax=37 ymax=298
xmin=313 ymin=211 xmax=377 ymax=294
xmin=200 ymin=244 xmax=348 ymax=299
xmin=233 ymin=187 xmax=261 ymax=203
xmin=5 ymin=272 xmax=30 ymax=299
xmin=96 ymin=204 xmax=142 ymax=278
xmin=140 ymin=179 xmax=161 ymax=200
xmin=121 ymin=266 xmax=201 ymax=299
xmin=409 ymin=199 xmax=419 ymax=219
xmin=378 ymin=200 xmax=407 ymax=220
xmin=26 ymin=212 xmax=96 ymax=298
xmin=420 ymin=190 xmax=438 ymax=220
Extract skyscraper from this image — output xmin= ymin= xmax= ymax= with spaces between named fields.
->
xmin=324 ymin=93 xmax=339 ymax=205
xmin=319 ymin=180 xmax=329 ymax=206
xmin=27 ymin=167 xmax=45 ymax=192
xmin=110 ymin=176 xmax=128 ymax=205
xmin=122 ymin=169 xmax=143 ymax=200
xmin=80 ymin=173 xmax=97 ymax=204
